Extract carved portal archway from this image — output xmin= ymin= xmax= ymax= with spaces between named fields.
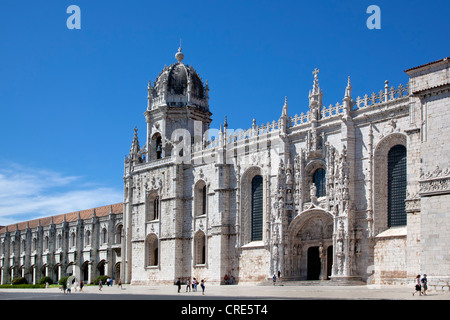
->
xmin=287 ymin=209 xmax=334 ymax=280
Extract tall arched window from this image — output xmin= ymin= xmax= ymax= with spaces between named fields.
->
xmin=146 ymin=192 xmax=160 ymax=221
xmin=387 ymin=145 xmax=407 ymax=227
xmin=115 ymin=225 xmax=123 ymax=244
xmin=194 ymin=231 xmax=206 ymax=265
xmin=313 ymin=168 xmax=326 ymax=197
xmin=202 ymin=185 xmax=207 ymax=216
xmin=194 ymin=180 xmax=207 ymax=217
xmin=251 ymin=175 xmax=263 ymax=241
xmin=155 ymin=135 xmax=162 ymax=159
xmin=71 ymin=233 xmax=76 ymax=248
xmin=146 ymin=234 xmax=159 ymax=267
xmin=57 ymin=234 xmax=62 ymax=250
xmin=102 ymin=228 xmax=108 ymax=244
xmin=85 ymin=230 xmax=91 ymax=246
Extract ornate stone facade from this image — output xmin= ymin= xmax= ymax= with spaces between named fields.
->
xmin=120 ymin=50 xmax=450 ymax=290
xmin=2 ymin=52 xmax=449 ymax=290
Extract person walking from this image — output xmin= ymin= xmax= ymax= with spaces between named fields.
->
xmin=186 ymin=279 xmax=191 ymax=292
xmin=117 ymin=278 xmax=122 ymax=289
xmin=193 ymin=278 xmax=198 ymax=292
xmin=80 ymin=280 xmax=84 ymax=292
xmin=99 ymin=279 xmax=103 ymax=291
xmin=176 ymin=278 xmax=181 ymax=293
xmin=413 ymin=274 xmax=421 ymax=296
xmin=201 ymin=279 xmax=206 ymax=295
xmin=272 ymin=274 xmax=277 ymax=286
xmin=421 ymin=274 xmax=428 ymax=295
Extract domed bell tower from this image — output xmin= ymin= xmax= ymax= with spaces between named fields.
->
xmin=144 ymin=46 xmax=212 ymax=162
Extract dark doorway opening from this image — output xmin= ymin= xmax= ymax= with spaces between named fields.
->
xmin=98 ymin=261 xmax=105 ymax=276
xmin=307 ymin=246 xmax=321 ymax=280
xmin=82 ymin=263 xmax=89 ymax=282
xmin=327 ymin=246 xmax=333 ymax=279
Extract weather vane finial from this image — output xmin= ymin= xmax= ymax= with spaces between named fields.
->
xmin=175 ymin=37 xmax=184 ymax=62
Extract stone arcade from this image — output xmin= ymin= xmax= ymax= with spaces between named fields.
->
xmin=1 ymin=51 xmax=450 ymax=291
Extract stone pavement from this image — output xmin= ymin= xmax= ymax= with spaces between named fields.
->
xmin=1 ymin=281 xmax=448 ymax=300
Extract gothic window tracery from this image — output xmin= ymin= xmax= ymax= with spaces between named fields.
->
xmin=387 ymin=145 xmax=407 ymax=227
xmin=313 ymin=168 xmax=326 ymax=197
xmin=146 ymin=191 xmax=160 ymax=221
xmin=251 ymin=175 xmax=263 ymax=241
xmin=373 ymin=133 xmax=407 ymax=233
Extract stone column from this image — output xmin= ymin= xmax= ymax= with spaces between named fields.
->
xmin=88 ymin=262 xmax=92 ymax=284
xmin=319 ymin=242 xmax=327 ymax=280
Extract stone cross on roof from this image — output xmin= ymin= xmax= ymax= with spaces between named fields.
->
xmin=313 ymin=68 xmax=320 ymax=78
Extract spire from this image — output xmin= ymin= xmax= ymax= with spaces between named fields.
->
xmin=147 ymin=80 xmax=152 ymax=110
xmin=129 ymin=126 xmax=143 ymax=163
xmin=312 ymin=68 xmax=320 ymax=95
xmin=129 ymin=126 xmax=140 ymax=156
xmin=280 ymin=96 xmax=289 ymax=134
xmin=345 ymin=76 xmax=352 ymax=98
xmin=343 ymin=76 xmax=354 ymax=120
xmin=308 ymin=68 xmax=323 ymax=113
xmin=282 ymin=96 xmax=288 ymax=117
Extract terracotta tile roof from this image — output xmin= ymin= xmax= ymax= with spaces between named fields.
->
xmin=404 ymin=57 xmax=450 ymax=73
xmin=0 ymin=203 xmax=123 ymax=234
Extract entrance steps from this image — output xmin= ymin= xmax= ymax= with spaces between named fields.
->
xmin=257 ymin=279 xmax=366 ymax=286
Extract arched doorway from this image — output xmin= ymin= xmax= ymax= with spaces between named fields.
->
xmin=81 ymin=262 xmax=89 ymax=282
xmin=287 ymin=209 xmax=334 ymax=280
xmin=97 ymin=260 xmax=105 ymax=276
xmin=114 ymin=263 xmax=121 ymax=282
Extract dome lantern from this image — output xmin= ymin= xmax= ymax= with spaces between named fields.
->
xmin=147 ymin=47 xmax=209 ymax=111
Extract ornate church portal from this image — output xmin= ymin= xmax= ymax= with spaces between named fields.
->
xmin=287 ymin=209 xmax=334 ymax=280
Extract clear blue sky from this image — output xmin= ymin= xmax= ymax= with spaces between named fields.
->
xmin=0 ymin=0 xmax=448 ymax=225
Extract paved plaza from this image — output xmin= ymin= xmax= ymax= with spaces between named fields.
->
xmin=0 ymin=282 xmax=449 ymax=300
xmin=0 ymin=282 xmax=447 ymax=318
